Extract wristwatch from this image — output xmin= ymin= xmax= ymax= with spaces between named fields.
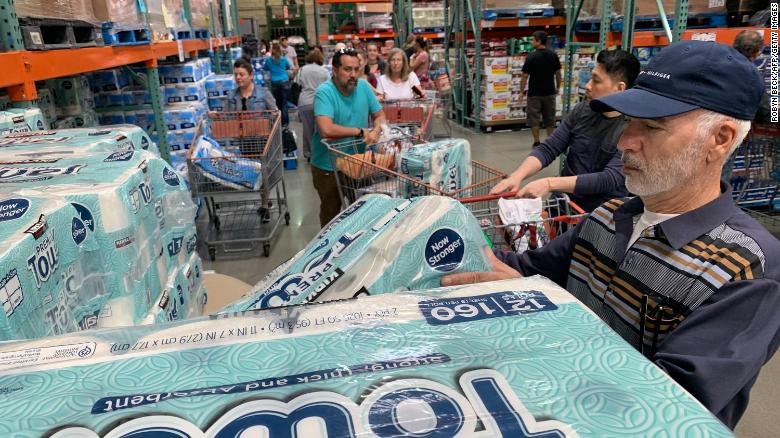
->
xmin=356 ymin=128 xmax=364 ymax=138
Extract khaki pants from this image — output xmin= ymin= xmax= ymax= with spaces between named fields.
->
xmin=311 ymin=165 xmax=342 ymax=227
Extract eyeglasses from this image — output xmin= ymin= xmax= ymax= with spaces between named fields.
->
xmin=337 ymin=48 xmax=357 ymax=55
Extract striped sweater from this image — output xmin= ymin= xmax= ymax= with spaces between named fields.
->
xmin=498 ymin=185 xmax=780 ymax=429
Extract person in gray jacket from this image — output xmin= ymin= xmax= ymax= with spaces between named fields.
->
xmin=295 ymin=49 xmax=330 ymax=160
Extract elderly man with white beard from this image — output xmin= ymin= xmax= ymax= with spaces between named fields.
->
xmin=441 ymin=40 xmax=780 ymax=430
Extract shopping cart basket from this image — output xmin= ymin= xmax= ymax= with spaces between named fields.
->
xmin=324 ymin=135 xmax=507 ymax=208
xmin=187 ymin=110 xmax=290 ymax=260
xmin=381 ymin=97 xmax=435 ymax=140
xmin=459 ymin=192 xmax=587 ymax=252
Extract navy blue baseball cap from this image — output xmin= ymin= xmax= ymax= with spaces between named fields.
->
xmin=590 ymin=40 xmax=764 ymax=120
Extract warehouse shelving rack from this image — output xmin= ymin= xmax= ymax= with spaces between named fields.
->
xmin=444 ymin=0 xmax=567 ymax=131
xmin=313 ymin=0 xmax=404 ymax=44
xmin=0 ymin=0 xmax=241 ymax=164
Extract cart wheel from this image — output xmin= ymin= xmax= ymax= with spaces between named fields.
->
xmin=214 ymin=217 xmax=221 ymax=231
xmin=284 ymin=212 xmax=290 ymax=226
xmin=263 ymin=243 xmax=271 ymax=257
xmin=208 ymin=246 xmax=216 ymax=261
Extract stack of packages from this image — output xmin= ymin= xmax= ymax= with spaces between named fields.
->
xmin=44 ymin=75 xmax=99 ymax=129
xmin=205 ymin=74 xmax=236 ymax=112
xmin=14 ymin=0 xmax=98 ymax=20
xmin=356 ymin=2 xmax=393 ymax=30
xmin=412 ymin=1 xmax=445 ymax=31
xmin=0 ymin=108 xmax=49 ymax=136
xmin=91 ymin=0 xmax=147 ymax=42
xmin=190 ymin=0 xmax=211 ymax=31
xmin=480 ymin=57 xmax=512 ymax=122
xmin=0 ymin=278 xmax=735 ymax=435
xmin=0 ymin=125 xmax=205 ymax=341
xmin=87 ymin=67 xmax=162 ymax=132
xmin=154 ymin=58 xmax=213 ymax=170
xmin=223 ymin=194 xmax=491 ymax=311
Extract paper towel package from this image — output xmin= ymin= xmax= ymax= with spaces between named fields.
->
xmin=0 ymin=124 xmax=159 ymax=155
xmin=0 ymin=108 xmax=49 ymax=136
xmin=0 ymin=277 xmax=732 ymax=436
xmin=398 ymin=138 xmax=472 ymax=197
xmin=223 ymin=194 xmax=491 ymax=312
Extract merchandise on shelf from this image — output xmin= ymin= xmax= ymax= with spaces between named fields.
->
xmin=356 ymin=3 xmax=393 ymax=30
xmin=397 ymin=139 xmax=472 ymax=197
xmin=0 ymin=132 xmax=203 ymax=341
xmin=163 ymin=0 xmax=190 ymax=31
xmin=0 ymin=108 xmax=49 ymax=135
xmin=36 ymin=88 xmax=57 ymax=124
xmin=412 ymin=1 xmax=445 ymax=30
xmin=158 ymin=58 xmax=212 ymax=85
xmin=205 ymin=74 xmax=235 ymax=111
xmin=46 ymin=75 xmax=95 ymax=117
xmin=579 ymin=0 xmax=727 ymax=20
xmin=189 ymin=0 xmax=211 ymax=30
xmin=0 ymin=277 xmax=733 ymax=436
xmin=146 ymin=0 xmax=169 ymax=41
xmin=0 ymin=94 xmax=11 ymax=111
xmin=163 ymin=102 xmax=208 ymax=131
xmin=92 ymin=0 xmax=145 ymax=29
xmin=164 ymin=79 xmax=208 ymax=104
xmin=223 ymin=194 xmax=491 ymax=311
xmin=14 ymin=0 xmax=98 ymax=21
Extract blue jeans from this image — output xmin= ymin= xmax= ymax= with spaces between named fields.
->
xmin=271 ymin=80 xmax=290 ymax=126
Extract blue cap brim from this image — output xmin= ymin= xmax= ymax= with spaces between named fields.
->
xmin=590 ymin=88 xmax=699 ymax=118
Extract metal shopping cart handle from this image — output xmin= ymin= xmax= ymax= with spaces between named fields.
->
xmin=460 ymin=191 xmax=587 ymax=216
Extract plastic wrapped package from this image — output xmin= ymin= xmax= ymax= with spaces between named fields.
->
xmin=0 ymin=140 xmax=200 ymax=340
xmin=164 ymin=78 xmax=208 ymax=104
xmin=92 ymin=0 xmax=145 ymax=29
xmin=205 ymin=74 xmax=236 ymax=97
xmin=0 ymin=124 xmax=159 ymax=155
xmin=0 ymin=277 xmax=733 ymax=436
xmin=0 ymin=108 xmax=49 ymax=136
xmin=222 ymin=194 xmax=492 ymax=311
xmin=189 ymin=135 xmax=262 ymax=189
xmin=14 ymin=0 xmax=98 ymax=21
xmin=146 ymin=0 xmax=170 ymax=40
xmin=190 ymin=0 xmax=211 ymax=29
xmin=164 ymin=0 xmax=190 ymax=31
xmin=46 ymin=75 xmax=94 ymax=117
xmin=579 ymin=0 xmax=727 ymax=19
xmin=163 ymin=103 xmax=207 ymax=131
xmin=397 ymin=138 xmax=473 ymax=197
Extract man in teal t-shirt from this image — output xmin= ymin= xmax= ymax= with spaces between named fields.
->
xmin=311 ymin=48 xmax=386 ymax=227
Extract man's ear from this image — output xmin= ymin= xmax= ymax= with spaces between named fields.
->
xmin=707 ymin=119 xmax=738 ymax=164
xmin=616 ymin=81 xmax=627 ymax=92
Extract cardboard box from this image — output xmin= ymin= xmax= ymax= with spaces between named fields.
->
xmin=356 ymin=2 xmax=393 ymax=13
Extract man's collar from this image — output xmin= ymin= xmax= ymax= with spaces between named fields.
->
xmin=614 ymin=182 xmax=740 ymax=250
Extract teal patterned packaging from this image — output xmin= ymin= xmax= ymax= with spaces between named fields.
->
xmin=0 ymin=193 xmax=107 ymax=340
xmin=0 ymin=277 xmax=732 ymax=437
xmin=222 ymin=194 xmax=491 ymax=311
xmin=397 ymin=138 xmax=472 ymax=197
xmin=0 ymin=124 xmax=158 ymax=155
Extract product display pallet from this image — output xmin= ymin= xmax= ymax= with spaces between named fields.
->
xmin=193 ymin=29 xmax=211 ymax=39
xmin=612 ymin=13 xmax=728 ymax=32
xmin=413 ymin=27 xmax=445 ymax=33
xmin=19 ymin=17 xmax=103 ymax=50
xmin=575 ymin=19 xmax=606 ymax=33
xmin=482 ymin=7 xmax=555 ymax=20
xmin=101 ymin=23 xmax=152 ymax=46
xmin=173 ymin=28 xmax=195 ymax=40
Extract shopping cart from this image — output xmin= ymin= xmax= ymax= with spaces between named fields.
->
xmin=324 ymin=135 xmax=506 ymax=208
xmin=187 ymin=110 xmax=290 ymax=260
xmin=381 ymin=97 xmax=435 ymax=140
xmin=459 ymin=192 xmax=587 ymax=252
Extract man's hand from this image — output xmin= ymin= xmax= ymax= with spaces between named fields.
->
xmin=490 ymin=174 xmax=523 ymax=195
xmin=441 ymin=248 xmax=521 ymax=286
xmin=364 ymin=128 xmax=381 ymax=145
xmin=516 ymin=178 xmax=552 ymax=199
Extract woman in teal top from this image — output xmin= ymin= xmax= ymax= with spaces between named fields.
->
xmin=263 ymin=43 xmax=293 ymax=127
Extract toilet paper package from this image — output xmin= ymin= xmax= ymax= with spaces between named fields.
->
xmin=0 ymin=124 xmax=158 ymax=155
xmin=205 ymin=74 xmax=236 ymax=97
xmin=0 ymin=277 xmax=733 ymax=437
xmin=223 ymin=194 xmax=492 ymax=312
xmin=36 ymin=88 xmax=57 ymax=124
xmin=0 ymin=193 xmax=109 ymax=340
xmin=397 ymin=138 xmax=472 ymax=197
xmin=0 ymin=147 xmax=202 ymax=337
xmin=0 ymin=108 xmax=49 ymax=136
xmin=190 ymin=135 xmax=263 ymax=190
xmin=46 ymin=76 xmax=95 ymax=117
xmin=165 ymin=78 xmax=208 ymax=104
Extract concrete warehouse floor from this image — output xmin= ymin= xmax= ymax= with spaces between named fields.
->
xmin=201 ymin=119 xmax=778 ymax=437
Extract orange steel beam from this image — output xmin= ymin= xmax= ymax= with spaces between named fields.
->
xmin=0 ymin=37 xmax=239 ymax=90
